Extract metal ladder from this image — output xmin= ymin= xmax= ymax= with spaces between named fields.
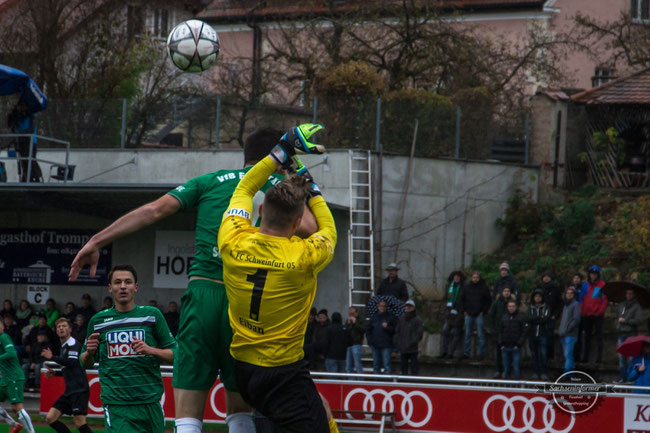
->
xmin=348 ymin=149 xmax=375 ymax=308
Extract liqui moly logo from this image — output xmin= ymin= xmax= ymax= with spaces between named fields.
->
xmin=106 ymin=329 xmax=144 ymax=358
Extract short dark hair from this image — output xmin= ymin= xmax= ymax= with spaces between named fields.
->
xmin=507 ymin=299 xmax=517 ymax=306
xmin=243 ymin=128 xmax=283 ymax=166
xmin=331 ymin=312 xmax=342 ymax=324
xmin=108 ymin=264 xmax=138 ymax=284
xmin=262 ymin=175 xmax=308 ymax=230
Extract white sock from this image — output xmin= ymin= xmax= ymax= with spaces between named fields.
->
xmin=225 ymin=412 xmax=255 ymax=433
xmin=18 ymin=409 xmax=35 ymax=433
xmin=0 ymin=407 xmax=17 ymax=426
xmin=174 ymin=417 xmax=202 ymax=433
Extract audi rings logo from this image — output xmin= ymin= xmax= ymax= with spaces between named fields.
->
xmin=482 ymin=395 xmax=575 ymax=433
xmin=343 ymin=388 xmax=433 ymax=427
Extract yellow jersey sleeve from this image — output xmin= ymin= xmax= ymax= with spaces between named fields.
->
xmin=218 ymin=156 xmax=277 ymax=252
xmin=305 ymin=196 xmax=337 ymax=274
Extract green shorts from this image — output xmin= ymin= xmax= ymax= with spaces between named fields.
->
xmin=172 ymin=279 xmax=237 ymax=392
xmin=103 ymin=402 xmax=164 ymax=433
xmin=0 ymin=380 xmax=24 ymax=404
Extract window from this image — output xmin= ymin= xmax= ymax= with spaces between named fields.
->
xmin=153 ymin=8 xmax=169 ymax=38
xmin=631 ymin=0 xmax=650 ymax=21
xmin=127 ymin=5 xmax=144 ymax=39
xmin=592 ymin=67 xmax=616 ymax=88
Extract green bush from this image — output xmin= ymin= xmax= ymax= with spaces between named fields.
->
xmin=545 ymin=201 xmax=594 ymax=247
xmin=496 ymin=189 xmax=542 ymax=245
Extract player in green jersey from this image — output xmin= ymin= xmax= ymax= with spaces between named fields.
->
xmin=0 ymin=320 xmax=35 ymax=433
xmin=80 ymin=264 xmax=175 ymax=433
xmin=68 ymin=129 xmax=317 ymax=433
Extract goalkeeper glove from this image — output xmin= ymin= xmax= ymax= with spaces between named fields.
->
xmin=270 ymin=123 xmax=325 ymax=168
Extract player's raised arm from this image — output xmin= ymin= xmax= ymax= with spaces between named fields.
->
xmin=68 ymin=195 xmax=181 ymax=281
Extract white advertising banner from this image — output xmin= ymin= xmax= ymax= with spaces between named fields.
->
xmin=153 ymin=231 xmax=195 ymax=288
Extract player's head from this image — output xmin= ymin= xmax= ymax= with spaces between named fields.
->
xmin=243 ymin=127 xmax=284 ymax=167
xmin=55 ymin=317 xmax=72 ymax=339
xmin=260 ymin=175 xmax=309 ymax=235
xmin=108 ymin=264 xmax=139 ymax=309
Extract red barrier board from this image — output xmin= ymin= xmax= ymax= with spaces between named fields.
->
xmin=41 ymin=373 xmax=636 ymax=432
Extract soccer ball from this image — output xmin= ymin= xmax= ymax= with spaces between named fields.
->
xmin=167 ymin=20 xmax=220 ymax=73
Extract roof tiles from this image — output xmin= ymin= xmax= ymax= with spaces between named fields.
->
xmin=571 ymin=68 xmax=650 ymax=105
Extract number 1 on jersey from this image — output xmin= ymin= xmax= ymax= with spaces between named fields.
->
xmin=247 ymin=269 xmax=268 ymax=321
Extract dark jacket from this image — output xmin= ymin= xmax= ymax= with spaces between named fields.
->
xmin=377 ymin=277 xmax=408 ymax=302
xmin=51 ymin=336 xmax=89 ymax=396
xmin=558 ymin=298 xmax=580 ymax=337
xmin=498 ymin=309 xmax=529 ymax=347
xmin=72 ymin=324 xmax=87 ymax=344
xmin=395 ymin=311 xmax=423 ymax=354
xmin=304 ymin=319 xmax=317 ymax=346
xmin=459 ymin=279 xmax=492 ymax=317
xmin=616 ymin=298 xmax=643 ymax=335
xmin=313 ymin=319 xmax=330 ymax=355
xmin=4 ymin=322 xmax=22 ymax=346
xmin=493 ymin=274 xmax=521 ymax=303
xmin=345 ymin=317 xmax=366 ymax=346
xmin=367 ymin=312 xmax=397 ymax=349
xmin=537 ymin=280 xmax=563 ymax=318
xmin=26 ymin=325 xmax=57 ymax=351
xmin=164 ymin=311 xmax=180 ymax=336
xmin=28 ymin=340 xmax=51 ymax=364
xmin=325 ymin=323 xmax=350 ymax=361
xmin=487 ymin=295 xmax=513 ymax=334
xmin=528 ymin=290 xmax=551 ymax=337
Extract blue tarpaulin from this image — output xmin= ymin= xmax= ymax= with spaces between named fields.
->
xmin=0 ymin=64 xmax=47 ymax=114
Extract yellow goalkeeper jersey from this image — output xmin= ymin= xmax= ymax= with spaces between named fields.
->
xmin=218 ymin=156 xmax=337 ymax=367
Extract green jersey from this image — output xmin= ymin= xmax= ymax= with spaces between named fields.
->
xmin=0 ymin=333 xmax=23 ymax=384
xmin=82 ymin=305 xmax=176 ymax=405
xmin=167 ymin=167 xmax=281 ymax=281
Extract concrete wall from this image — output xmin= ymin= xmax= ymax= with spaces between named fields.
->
xmin=0 ymin=149 xmax=539 ymax=311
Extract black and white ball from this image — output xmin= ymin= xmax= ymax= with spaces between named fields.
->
xmin=167 ymin=20 xmax=220 ymax=73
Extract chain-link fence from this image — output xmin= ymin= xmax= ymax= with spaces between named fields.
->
xmin=0 ymin=95 xmax=530 ymax=162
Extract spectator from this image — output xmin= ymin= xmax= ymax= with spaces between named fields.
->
xmin=439 ymin=270 xmax=464 ymax=359
xmin=63 ymin=302 xmax=77 ymax=321
xmin=367 ymin=300 xmax=397 ymax=374
xmin=499 ymin=299 xmax=529 ymax=380
xmin=22 ymin=330 xmax=50 ymax=389
xmin=377 ymin=263 xmax=408 ymax=302
xmin=626 ymin=343 xmax=650 ymax=394
xmin=537 ymin=271 xmax=562 ymax=361
xmin=487 ymin=286 xmax=514 ymax=378
xmin=579 ymin=265 xmax=608 ymax=364
xmin=148 ymin=299 xmax=161 ymax=311
xmin=43 ymin=298 xmax=60 ymax=328
xmin=559 ymin=287 xmax=581 ymax=373
xmin=570 ymin=273 xmax=583 ymax=291
xmin=395 ymin=300 xmax=424 ymax=375
xmin=100 ymin=296 xmax=113 ymax=311
xmin=15 ymin=300 xmax=32 ymax=329
xmin=324 ymin=312 xmax=349 ymax=374
xmin=2 ymin=313 xmax=24 ymax=363
xmin=528 ymin=288 xmax=550 ymax=380
xmin=460 ymin=270 xmax=491 ymax=360
xmin=345 ymin=306 xmax=365 ymax=377
xmin=313 ymin=309 xmax=330 ymax=370
xmin=615 ymin=289 xmax=643 ymax=383
xmin=72 ymin=315 xmax=87 ymax=343
xmin=76 ymin=294 xmax=96 ymax=327
xmin=0 ymin=299 xmax=15 ymax=319
xmin=493 ymin=262 xmax=520 ymax=304
xmin=303 ymin=307 xmax=318 ymax=370
xmin=164 ymin=301 xmax=180 ymax=336
xmin=26 ymin=313 xmax=56 ymax=353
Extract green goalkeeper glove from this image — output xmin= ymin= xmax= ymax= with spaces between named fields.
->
xmin=270 ymin=123 xmax=325 ymax=167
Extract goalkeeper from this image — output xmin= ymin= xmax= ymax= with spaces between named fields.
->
xmin=218 ymin=124 xmax=338 ymax=432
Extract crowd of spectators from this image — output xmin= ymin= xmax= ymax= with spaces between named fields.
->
xmin=0 ymin=294 xmax=180 ymax=390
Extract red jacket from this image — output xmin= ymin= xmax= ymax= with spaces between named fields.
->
xmin=579 ymin=280 xmax=608 ymax=316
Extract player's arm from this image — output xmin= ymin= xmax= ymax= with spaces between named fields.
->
xmin=296 ymin=206 xmax=317 ymax=238
xmin=0 ymin=337 xmax=17 ymax=361
xmin=131 ymin=338 xmax=174 ymax=364
xmin=69 ymin=194 xmax=181 ymax=281
xmin=80 ymin=332 xmax=99 ymax=368
xmin=44 ymin=346 xmax=79 ymax=368
xmin=305 ymin=196 xmax=337 ymax=272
